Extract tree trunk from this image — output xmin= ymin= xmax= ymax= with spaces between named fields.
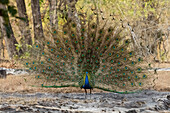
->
xmin=48 ymin=0 xmax=58 ymax=29
xmin=0 ymin=4 xmax=21 ymax=59
xmin=0 ymin=27 xmax=5 ymax=59
xmin=16 ymin=0 xmax=32 ymax=50
xmin=31 ymin=0 xmax=44 ymax=43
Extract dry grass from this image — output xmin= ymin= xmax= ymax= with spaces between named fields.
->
xmin=0 ymin=74 xmax=107 ymax=94
xmin=0 ymin=60 xmax=169 ymax=93
xmin=0 ymin=71 xmax=169 ymax=94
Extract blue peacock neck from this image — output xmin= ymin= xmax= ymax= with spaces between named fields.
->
xmin=85 ymin=72 xmax=89 ymax=85
xmin=82 ymin=72 xmax=92 ymax=89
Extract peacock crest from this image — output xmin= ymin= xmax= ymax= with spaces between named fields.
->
xmin=22 ymin=5 xmax=154 ymax=93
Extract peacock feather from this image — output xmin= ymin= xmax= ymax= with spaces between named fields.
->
xmin=23 ymin=5 xmax=154 ymax=94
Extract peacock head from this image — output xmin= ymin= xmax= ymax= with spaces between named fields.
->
xmin=86 ymin=72 xmax=88 ymax=75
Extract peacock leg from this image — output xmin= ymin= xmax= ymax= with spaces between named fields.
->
xmin=90 ymin=89 xmax=92 ymax=94
xmin=85 ymin=89 xmax=87 ymax=95
xmin=84 ymin=89 xmax=87 ymax=99
xmin=90 ymin=89 xmax=92 ymax=99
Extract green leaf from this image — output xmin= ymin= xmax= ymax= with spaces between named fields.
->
xmin=0 ymin=9 xmax=8 ymax=19
xmin=0 ymin=0 xmax=9 ymax=5
xmin=39 ymin=0 xmax=44 ymax=5
xmin=8 ymin=6 xmax=17 ymax=17
xmin=28 ymin=2 xmax=31 ymax=7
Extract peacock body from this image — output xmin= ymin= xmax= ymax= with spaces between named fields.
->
xmin=23 ymin=6 xmax=154 ymax=93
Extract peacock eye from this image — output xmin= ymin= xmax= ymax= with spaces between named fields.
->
xmin=81 ymin=28 xmax=85 ymax=32
xmin=72 ymin=34 xmax=75 ymax=37
xmin=108 ymin=28 xmax=112 ymax=32
xmin=64 ymin=31 xmax=67 ymax=35
xmin=99 ymin=29 xmax=103 ymax=34
xmin=92 ymin=25 xmax=95 ymax=28
xmin=91 ymin=33 xmax=95 ymax=37
xmin=56 ymin=40 xmax=59 ymax=43
xmin=81 ymin=36 xmax=84 ymax=39
xmin=82 ymin=45 xmax=85 ymax=48
xmin=75 ymin=41 xmax=78 ymax=43
xmin=106 ymin=36 xmax=110 ymax=40
xmin=143 ymin=74 xmax=146 ymax=78
xmin=72 ymin=23 xmax=76 ymax=27
xmin=53 ymin=30 xmax=57 ymax=34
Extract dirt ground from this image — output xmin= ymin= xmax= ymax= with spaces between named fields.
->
xmin=0 ymin=71 xmax=169 ymax=94
xmin=0 ymin=74 xmax=107 ymax=94
xmin=0 ymin=61 xmax=170 ymax=113
xmin=0 ymin=60 xmax=170 ymax=93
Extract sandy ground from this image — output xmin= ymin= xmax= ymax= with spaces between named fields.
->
xmin=0 ymin=61 xmax=170 ymax=112
xmin=0 ymin=60 xmax=170 ymax=93
xmin=0 ymin=74 xmax=107 ymax=94
xmin=0 ymin=71 xmax=169 ymax=94
xmin=155 ymin=71 xmax=170 ymax=92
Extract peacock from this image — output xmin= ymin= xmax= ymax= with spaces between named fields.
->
xmin=22 ymin=5 xmax=154 ymax=94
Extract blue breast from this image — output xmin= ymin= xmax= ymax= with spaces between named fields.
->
xmin=82 ymin=75 xmax=92 ymax=89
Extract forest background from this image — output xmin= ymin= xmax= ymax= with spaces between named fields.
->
xmin=0 ymin=0 xmax=169 ymax=62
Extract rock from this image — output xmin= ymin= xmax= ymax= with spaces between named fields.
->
xmin=69 ymin=106 xmax=78 ymax=109
xmin=126 ymin=110 xmax=137 ymax=113
xmin=0 ymin=106 xmax=14 ymax=112
xmin=0 ymin=70 xmax=6 ymax=79
xmin=0 ymin=90 xmax=169 ymax=113
xmin=125 ymin=101 xmax=145 ymax=108
xmin=163 ymin=100 xmax=170 ymax=109
xmin=167 ymin=95 xmax=170 ymax=100
xmin=140 ymin=109 xmax=145 ymax=112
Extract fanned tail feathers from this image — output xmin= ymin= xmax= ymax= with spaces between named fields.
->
xmin=23 ymin=6 xmax=154 ymax=93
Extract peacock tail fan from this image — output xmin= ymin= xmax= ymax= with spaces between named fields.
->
xmin=22 ymin=5 xmax=155 ymax=94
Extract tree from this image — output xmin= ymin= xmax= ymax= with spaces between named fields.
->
xmin=48 ymin=0 xmax=58 ymax=28
xmin=0 ymin=26 xmax=4 ymax=59
xmin=16 ymin=0 xmax=32 ymax=50
xmin=31 ymin=0 xmax=44 ymax=43
xmin=0 ymin=3 xmax=21 ymax=59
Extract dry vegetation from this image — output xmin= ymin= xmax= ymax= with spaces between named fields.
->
xmin=0 ymin=71 xmax=169 ymax=94
xmin=0 ymin=74 xmax=107 ymax=94
xmin=0 ymin=60 xmax=169 ymax=93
